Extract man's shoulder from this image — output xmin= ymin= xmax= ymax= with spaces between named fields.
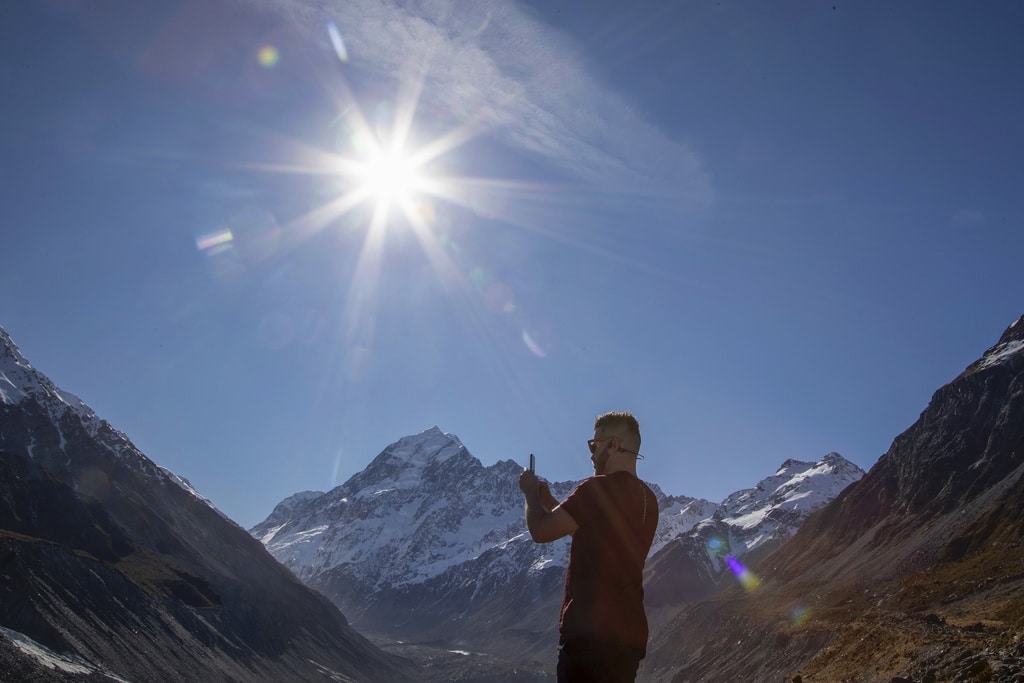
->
xmin=566 ymin=475 xmax=598 ymax=499
xmin=570 ymin=473 xmax=644 ymax=499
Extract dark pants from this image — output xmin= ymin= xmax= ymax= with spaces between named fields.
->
xmin=557 ymin=639 xmax=644 ymax=683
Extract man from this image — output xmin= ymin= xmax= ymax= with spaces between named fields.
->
xmin=519 ymin=411 xmax=659 ymax=683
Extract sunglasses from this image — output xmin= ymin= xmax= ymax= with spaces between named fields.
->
xmin=587 ymin=437 xmax=644 ymax=459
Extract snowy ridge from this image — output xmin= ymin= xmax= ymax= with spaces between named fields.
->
xmin=1 ymin=627 xmax=130 ymax=682
xmin=0 ymin=325 xmax=213 ymax=507
xmin=969 ymin=314 xmax=1024 ymax=374
xmin=720 ymin=455 xmax=861 ymax=525
xmin=0 ymin=327 xmax=101 ymax=437
xmin=703 ymin=452 xmax=864 ymax=558
xmin=977 ymin=339 xmax=1024 ymax=370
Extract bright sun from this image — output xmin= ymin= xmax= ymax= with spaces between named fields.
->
xmin=309 ymin=82 xmax=484 ymax=245
xmin=358 ymin=145 xmax=424 ymax=209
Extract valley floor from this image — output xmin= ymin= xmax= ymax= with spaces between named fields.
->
xmin=367 ymin=634 xmax=555 ymax=682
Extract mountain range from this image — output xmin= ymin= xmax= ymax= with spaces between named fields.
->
xmin=249 ymin=426 xmax=865 ymax=670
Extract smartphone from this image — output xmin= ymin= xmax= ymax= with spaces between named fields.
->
xmin=529 ymin=453 xmax=535 ymax=473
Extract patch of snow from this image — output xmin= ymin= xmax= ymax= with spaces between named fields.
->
xmin=978 ymin=340 xmax=1024 ymax=370
xmin=260 ymin=523 xmax=287 ymax=544
xmin=0 ymin=370 xmax=28 ymax=404
xmin=0 ymin=627 xmax=130 ymax=682
xmin=531 ymin=557 xmax=557 ymax=571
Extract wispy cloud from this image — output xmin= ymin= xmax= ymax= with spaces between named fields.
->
xmin=262 ymin=0 xmax=714 ymax=207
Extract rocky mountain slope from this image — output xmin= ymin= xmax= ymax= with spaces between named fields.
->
xmin=642 ymin=315 xmax=1024 ymax=682
xmin=251 ymin=426 xmax=863 ymax=671
xmin=0 ymin=325 xmax=413 ymax=682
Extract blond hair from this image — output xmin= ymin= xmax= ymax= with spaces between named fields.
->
xmin=594 ymin=411 xmax=641 ymax=450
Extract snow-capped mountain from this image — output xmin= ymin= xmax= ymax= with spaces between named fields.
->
xmin=252 ymin=425 xmax=579 ymax=661
xmin=715 ymin=452 xmax=866 ymax=555
xmin=251 ymin=427 xmax=864 ymax=661
xmin=255 ymin=428 xmax=575 ymax=593
xmin=643 ymin=453 xmax=865 ymax=618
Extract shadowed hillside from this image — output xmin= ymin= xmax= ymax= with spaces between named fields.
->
xmin=0 ymin=325 xmax=414 ymax=682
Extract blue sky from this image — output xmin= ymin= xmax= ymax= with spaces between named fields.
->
xmin=2 ymin=1 xmax=1022 ymax=528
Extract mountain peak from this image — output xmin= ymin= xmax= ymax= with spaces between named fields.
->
xmin=969 ymin=313 xmax=1024 ymax=373
xmin=1 ymin=325 xmax=104 ymax=443
xmin=1000 ymin=313 xmax=1024 ymax=342
xmin=376 ymin=426 xmax=465 ymax=465
xmin=1 ymin=325 xmax=42 ymax=405
xmin=776 ymin=458 xmax=813 ymax=475
xmin=385 ymin=423 xmax=462 ymax=456
xmin=720 ymin=453 xmax=865 ymax=536
xmin=339 ymin=427 xmax=470 ymax=496
xmin=1 ymin=324 xmax=20 ymax=354
xmin=777 ymin=452 xmax=857 ymax=475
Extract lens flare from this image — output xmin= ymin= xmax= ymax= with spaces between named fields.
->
xmin=522 ymin=329 xmax=547 ymax=358
xmin=327 ymin=22 xmax=348 ymax=63
xmin=77 ymin=467 xmax=112 ymax=501
xmin=196 ymin=229 xmax=233 ymax=252
xmin=706 ymin=536 xmax=728 ymax=555
xmin=725 ymin=555 xmax=761 ymax=592
xmin=331 ymin=450 xmax=345 ymax=486
xmin=257 ymin=45 xmax=280 ymax=68
xmin=790 ymin=603 xmax=811 ymax=626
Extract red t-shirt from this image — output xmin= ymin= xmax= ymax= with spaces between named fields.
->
xmin=557 ymin=471 xmax=659 ymax=652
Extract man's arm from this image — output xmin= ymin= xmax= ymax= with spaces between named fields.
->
xmin=539 ymin=481 xmax=559 ymax=511
xmin=519 ymin=470 xmax=578 ymax=543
